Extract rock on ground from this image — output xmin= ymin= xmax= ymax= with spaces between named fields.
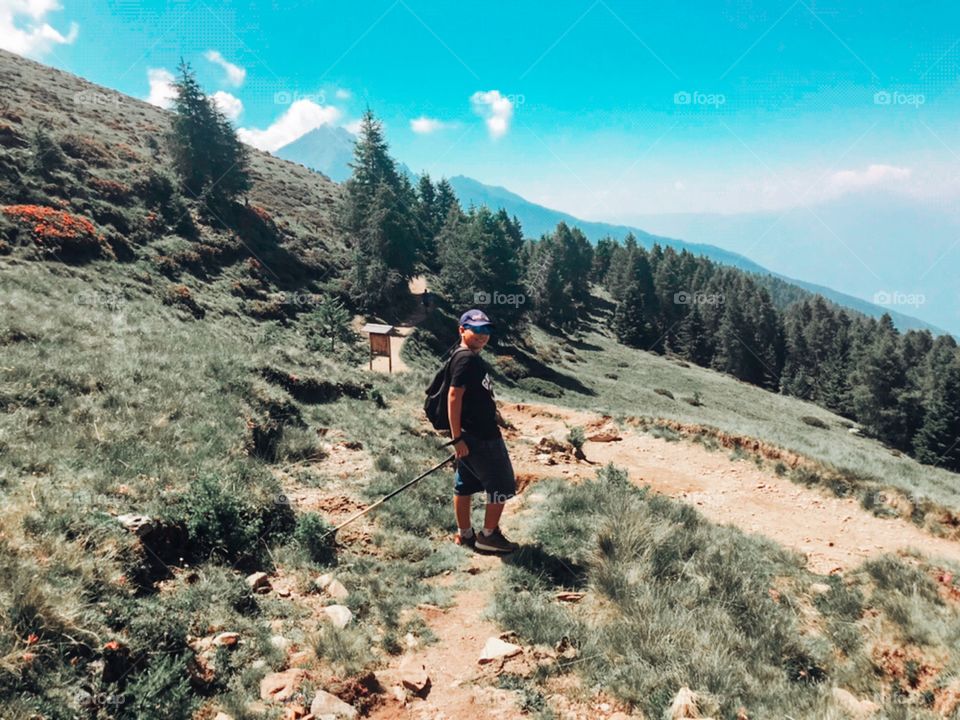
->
xmin=831 ymin=687 xmax=880 ymax=718
xmin=310 ymin=689 xmax=357 ymax=719
xmin=478 ymin=637 xmax=522 ymax=664
xmin=259 ymin=668 xmax=308 ymax=703
xmin=321 ymin=604 xmax=353 ymax=628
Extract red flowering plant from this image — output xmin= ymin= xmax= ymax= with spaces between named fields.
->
xmin=1 ymin=204 xmax=114 ymax=261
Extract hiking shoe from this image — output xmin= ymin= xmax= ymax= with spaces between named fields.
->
xmin=454 ymin=530 xmax=476 ymax=548
xmin=474 ymin=527 xmax=519 ymax=554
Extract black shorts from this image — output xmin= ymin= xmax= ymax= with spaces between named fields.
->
xmin=453 ymin=432 xmax=516 ymax=503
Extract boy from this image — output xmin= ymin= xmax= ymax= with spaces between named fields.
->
xmin=447 ymin=309 xmax=519 ymax=553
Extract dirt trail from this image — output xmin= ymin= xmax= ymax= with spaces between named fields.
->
xmin=338 ymin=400 xmax=960 ymax=717
xmin=504 ymin=402 xmax=960 ymax=575
xmin=359 ymin=276 xmax=427 ymax=374
xmin=368 ymin=532 xmax=529 ymax=719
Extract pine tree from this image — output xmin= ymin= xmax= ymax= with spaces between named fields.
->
xmin=339 ymin=109 xmax=422 ymax=311
xmin=913 ymin=354 xmax=960 ymax=470
xmin=850 ymin=315 xmax=911 ymax=448
xmin=170 ymin=59 xmax=250 ymax=209
xmin=436 ymin=206 xmax=526 ymax=331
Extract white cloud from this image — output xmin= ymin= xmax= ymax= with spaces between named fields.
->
xmin=410 ymin=116 xmax=448 ymax=134
xmin=471 ymin=90 xmax=514 ymax=139
xmin=0 ymin=0 xmax=78 ymax=58
xmin=238 ymin=99 xmax=341 ymax=151
xmin=145 ymin=67 xmax=176 ymax=109
xmin=826 ymin=164 xmax=911 ymax=197
xmin=212 ymin=90 xmax=243 ymax=120
xmin=204 ymin=49 xmax=246 ymax=87
xmin=342 ymin=119 xmax=363 ymax=135
xmin=335 ymin=88 xmax=351 ymax=100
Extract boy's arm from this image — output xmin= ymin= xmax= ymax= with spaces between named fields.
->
xmin=448 ymin=386 xmax=469 ymax=458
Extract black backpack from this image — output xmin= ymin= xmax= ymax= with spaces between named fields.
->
xmin=424 ymin=346 xmax=472 ymax=431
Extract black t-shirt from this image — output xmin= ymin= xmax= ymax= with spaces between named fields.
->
xmin=449 ymin=348 xmax=500 ymax=440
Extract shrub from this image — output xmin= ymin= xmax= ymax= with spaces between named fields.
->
xmin=295 ymin=513 xmax=337 ymax=566
xmin=30 ymin=126 xmax=67 ymax=177
xmin=1 ymin=204 xmax=113 ymax=262
xmin=801 ymin=416 xmax=829 ymax=429
xmin=89 ymin=176 xmax=132 ymax=204
xmin=517 ymin=377 xmax=564 ymax=398
xmin=161 ymin=284 xmax=205 ymax=319
xmin=167 ymin=474 xmax=295 ymax=568
xmin=59 ymin=133 xmax=113 ymax=167
xmin=653 ymin=387 xmax=674 ymax=399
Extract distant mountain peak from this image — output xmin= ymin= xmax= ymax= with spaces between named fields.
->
xmin=274 ymin=124 xmax=357 ymax=182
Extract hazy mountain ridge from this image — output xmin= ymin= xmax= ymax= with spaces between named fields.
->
xmin=445 ymin=175 xmax=951 ymax=336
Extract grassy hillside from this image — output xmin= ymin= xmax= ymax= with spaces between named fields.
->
xmin=4 ymin=47 xmax=960 ymax=720
xmin=406 ymin=299 xmax=960 ymax=535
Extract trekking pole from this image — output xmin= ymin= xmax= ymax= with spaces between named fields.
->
xmin=322 ymin=449 xmax=457 ymax=540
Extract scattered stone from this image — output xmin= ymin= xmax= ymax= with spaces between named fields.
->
xmin=282 ymin=705 xmax=308 ymax=720
xmin=116 ymin=514 xmax=154 ymax=537
xmin=309 ymin=689 xmax=357 ymax=719
xmin=478 ymin=637 xmax=522 ymax=664
xmin=214 ymin=713 xmax=234 ymax=720
xmin=831 ymin=687 xmax=880 ymax=718
xmin=321 ymin=604 xmax=353 ymax=629
xmin=289 ymin=649 xmax=315 ymax=668
xmin=316 ymin=573 xmax=349 ymax=600
xmin=810 ymin=582 xmax=832 ymax=596
xmin=668 ymin=686 xmax=703 ymax=719
xmin=270 ymin=635 xmax=290 ymax=651
xmin=555 ymin=637 xmax=578 ymax=661
xmin=213 ymin=632 xmax=240 ymax=647
xmin=260 ymin=668 xmax=308 ymax=703
xmin=555 ymin=591 xmax=585 ymax=603
xmin=398 ymin=656 xmax=430 ymax=695
xmin=404 ymin=632 xmax=419 ymax=650
xmin=246 ymin=572 xmax=272 ymax=594
xmin=587 ymin=431 xmax=621 ymax=442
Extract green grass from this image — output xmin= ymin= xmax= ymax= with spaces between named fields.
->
xmin=494 ymin=464 xmax=960 ymax=719
xmin=0 ymin=259 xmax=468 ymax=715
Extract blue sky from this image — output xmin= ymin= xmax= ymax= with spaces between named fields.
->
xmin=5 ymin=0 xmax=960 ymax=219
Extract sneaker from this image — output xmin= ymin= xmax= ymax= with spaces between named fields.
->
xmin=454 ymin=529 xmax=476 ymax=548
xmin=474 ymin=527 xmax=519 ymax=554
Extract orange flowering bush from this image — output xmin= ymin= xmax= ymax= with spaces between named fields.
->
xmin=1 ymin=204 xmax=113 ymax=261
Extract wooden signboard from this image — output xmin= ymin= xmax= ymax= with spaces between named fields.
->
xmin=361 ymin=323 xmax=394 ymax=373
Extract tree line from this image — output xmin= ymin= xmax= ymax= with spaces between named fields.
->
xmin=337 ymin=110 xmax=960 ymax=473
xmin=162 ymin=86 xmax=960 ymax=475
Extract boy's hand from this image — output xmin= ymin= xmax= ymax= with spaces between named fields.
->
xmin=454 ymin=439 xmax=470 ymax=459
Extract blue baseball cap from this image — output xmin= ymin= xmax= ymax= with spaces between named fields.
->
xmin=459 ymin=308 xmax=495 ymax=328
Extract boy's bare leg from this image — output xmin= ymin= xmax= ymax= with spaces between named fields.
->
xmin=482 ymin=501 xmax=505 ymax=532
xmin=454 ymin=494 xmax=472 ymax=530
